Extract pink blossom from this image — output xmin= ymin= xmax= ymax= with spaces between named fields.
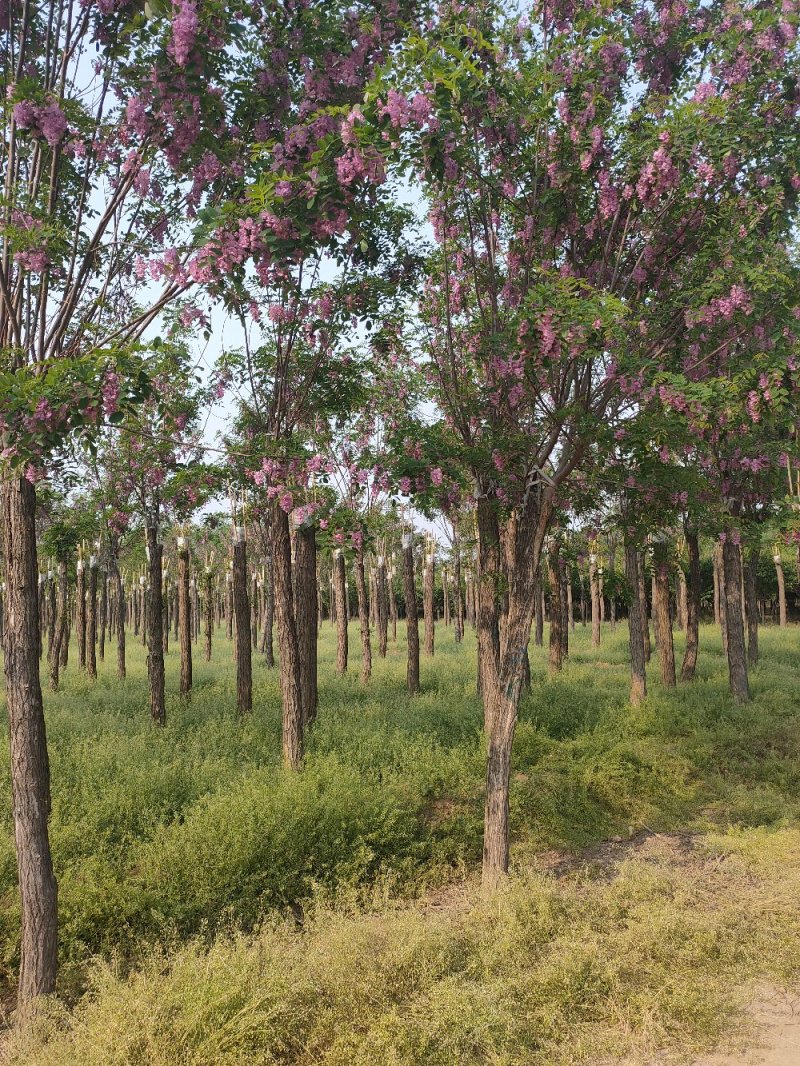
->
xmin=169 ymin=0 xmax=198 ymax=67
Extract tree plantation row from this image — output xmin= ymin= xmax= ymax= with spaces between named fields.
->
xmin=2 ymin=0 xmax=800 ymax=1027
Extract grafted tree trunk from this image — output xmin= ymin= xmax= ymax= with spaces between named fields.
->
xmin=272 ymin=505 xmax=303 ymax=766
xmin=1 ymin=478 xmax=58 ymax=1012
xmin=547 ymin=542 xmax=563 ymax=676
xmin=232 ymin=532 xmax=252 ymax=716
xmin=715 ymin=543 xmax=728 ymax=655
xmin=624 ymin=544 xmax=647 ymax=705
xmin=146 ymin=526 xmax=166 ymax=726
xmin=333 ymin=548 xmax=348 ymax=675
xmin=680 ymin=529 xmax=701 ymax=682
xmin=402 ymin=532 xmax=420 ymax=694
xmin=354 ymin=542 xmax=372 ymax=684
xmin=653 ymin=542 xmax=676 ymax=687
xmin=293 ymin=524 xmax=318 ymax=726
xmin=744 ymin=546 xmax=760 ymax=668
xmin=178 ymin=542 xmax=192 ymax=696
xmin=722 ymin=538 xmax=750 ymax=702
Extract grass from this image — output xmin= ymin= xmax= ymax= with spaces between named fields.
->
xmin=1 ymin=619 xmax=800 ymax=1062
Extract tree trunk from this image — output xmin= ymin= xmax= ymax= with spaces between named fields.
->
xmin=534 ymin=566 xmax=544 ymax=647
xmin=376 ymin=556 xmax=388 ymax=657
xmin=744 ymin=546 xmax=760 ymax=668
xmin=76 ymin=562 xmax=86 ymax=670
xmin=624 ymin=544 xmax=647 ymax=705
xmin=637 ymin=555 xmax=651 ymax=662
xmin=178 ymin=545 xmax=192 ymax=696
xmin=402 ymin=533 xmax=420 ymax=694
xmin=680 ymin=530 xmax=701 ymax=682
xmin=453 ymin=538 xmax=464 ymax=643
xmin=204 ymin=572 xmax=213 ymax=662
xmin=293 ymin=524 xmax=318 ymax=726
xmin=333 ymin=549 xmax=348 ymax=675
xmin=146 ymin=526 xmax=166 ymax=726
xmin=272 ymin=506 xmax=303 ymax=766
xmin=476 ymin=491 xmax=553 ymax=887
xmin=354 ymin=542 xmax=372 ymax=684
xmin=715 ymin=543 xmax=728 ymax=655
xmin=547 ymin=543 xmax=563 ymax=676
xmin=114 ymin=566 xmax=126 ymax=681
xmin=48 ymin=563 xmax=68 ymax=692
xmin=559 ymin=557 xmax=569 ymax=661
xmin=722 ymin=538 xmax=750 ymax=702
xmin=590 ymin=556 xmax=601 ymax=647
xmin=98 ymin=569 xmax=107 ymax=662
xmin=423 ymin=551 xmax=435 ymax=656
xmin=263 ymin=551 xmax=275 ymax=667
xmin=653 ymin=543 xmax=676 ymax=687
xmin=1 ymin=477 xmax=58 ymax=1009
xmin=774 ymin=554 xmax=787 ymax=627
xmin=232 ymin=533 xmax=252 ymax=716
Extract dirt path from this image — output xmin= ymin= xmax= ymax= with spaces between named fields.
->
xmin=692 ymin=988 xmax=800 ymax=1066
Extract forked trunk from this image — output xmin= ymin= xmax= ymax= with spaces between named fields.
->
xmin=1 ymin=477 xmax=58 ymax=1009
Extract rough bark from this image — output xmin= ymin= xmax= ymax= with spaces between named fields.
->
xmin=333 ymin=549 xmax=348 ymax=675
xmin=653 ymin=543 xmax=676 ymax=687
xmin=272 ymin=506 xmax=303 ymax=766
xmin=1 ymin=478 xmax=58 ymax=1008
xmin=293 ymin=525 xmax=318 ymax=726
